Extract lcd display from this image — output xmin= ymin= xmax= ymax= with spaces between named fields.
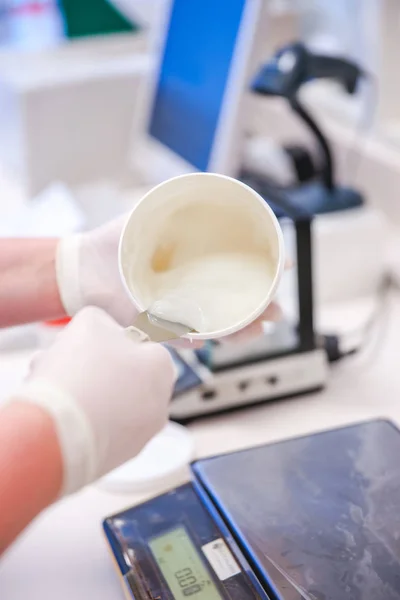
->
xmin=149 ymin=527 xmax=223 ymax=600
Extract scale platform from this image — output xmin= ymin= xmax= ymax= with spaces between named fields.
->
xmin=104 ymin=420 xmax=400 ymax=599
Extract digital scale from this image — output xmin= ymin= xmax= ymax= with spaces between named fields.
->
xmin=104 ymin=420 xmax=400 ymax=599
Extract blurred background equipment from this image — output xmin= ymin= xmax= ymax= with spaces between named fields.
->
xmin=59 ymin=0 xmax=139 ymax=39
xmin=0 ymin=0 xmax=150 ymax=196
xmin=131 ymin=0 xmax=268 ymax=183
xmin=244 ymin=41 xmax=387 ymax=307
xmin=0 ymin=32 xmax=150 ymax=195
xmin=1 ymin=1 xmax=64 ymax=50
xmin=249 ymin=42 xmax=364 ymax=201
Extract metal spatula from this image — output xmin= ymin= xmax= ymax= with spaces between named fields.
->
xmin=126 ymin=311 xmax=196 ymax=343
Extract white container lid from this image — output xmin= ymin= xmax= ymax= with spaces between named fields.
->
xmin=97 ymin=421 xmax=195 ymax=494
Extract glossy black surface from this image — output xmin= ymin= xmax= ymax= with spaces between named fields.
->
xmin=193 ymin=420 xmax=400 ymax=600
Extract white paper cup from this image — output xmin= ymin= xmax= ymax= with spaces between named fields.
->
xmin=119 ymin=173 xmax=284 ymax=340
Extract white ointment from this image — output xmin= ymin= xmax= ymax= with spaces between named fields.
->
xmin=122 ymin=201 xmax=276 ymax=335
xmin=149 ymin=251 xmax=273 ymax=332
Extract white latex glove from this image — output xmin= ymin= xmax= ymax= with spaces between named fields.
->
xmin=56 ymin=216 xmax=136 ymax=327
xmin=13 ymin=307 xmax=175 ymax=496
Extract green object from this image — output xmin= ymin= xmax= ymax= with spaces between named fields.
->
xmin=149 ymin=527 xmax=223 ymax=600
xmin=59 ymin=0 xmax=139 ymax=39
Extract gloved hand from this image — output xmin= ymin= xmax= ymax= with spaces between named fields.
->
xmin=56 ymin=215 xmax=283 ymax=338
xmin=13 ymin=306 xmax=176 ymax=496
xmin=56 ymin=216 xmax=135 ymax=327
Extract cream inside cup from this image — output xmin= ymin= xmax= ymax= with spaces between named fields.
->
xmin=119 ymin=173 xmax=284 ymax=340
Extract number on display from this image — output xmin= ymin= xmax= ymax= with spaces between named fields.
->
xmin=175 ymin=569 xmax=202 ymax=597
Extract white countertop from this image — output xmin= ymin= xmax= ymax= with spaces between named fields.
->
xmin=0 ymin=291 xmax=399 ymax=599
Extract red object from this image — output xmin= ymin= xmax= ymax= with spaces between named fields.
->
xmin=11 ymin=2 xmax=53 ymax=16
xmin=43 ymin=317 xmax=72 ymax=327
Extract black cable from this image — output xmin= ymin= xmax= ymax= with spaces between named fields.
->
xmin=289 ymin=95 xmax=335 ymax=190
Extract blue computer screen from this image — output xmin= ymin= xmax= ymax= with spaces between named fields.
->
xmin=148 ymin=0 xmax=247 ymax=172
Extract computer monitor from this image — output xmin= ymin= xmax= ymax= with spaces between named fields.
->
xmin=140 ymin=0 xmax=264 ymax=180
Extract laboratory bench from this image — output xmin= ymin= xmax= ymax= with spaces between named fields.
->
xmin=0 ymin=289 xmax=399 ymax=599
